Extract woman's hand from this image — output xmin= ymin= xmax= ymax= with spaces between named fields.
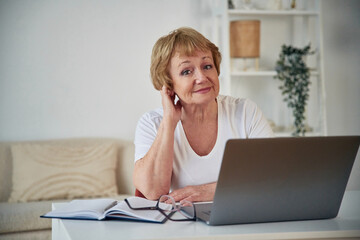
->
xmin=168 ymin=182 xmax=216 ymax=203
xmin=161 ymin=85 xmax=182 ymax=128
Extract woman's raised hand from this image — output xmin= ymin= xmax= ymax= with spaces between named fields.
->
xmin=133 ymin=86 xmax=181 ymax=200
xmin=160 ymin=85 xmax=182 ymax=129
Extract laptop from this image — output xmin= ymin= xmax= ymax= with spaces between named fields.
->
xmin=186 ymin=136 xmax=360 ymax=226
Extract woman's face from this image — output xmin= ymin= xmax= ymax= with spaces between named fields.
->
xmin=168 ymin=50 xmax=220 ymax=107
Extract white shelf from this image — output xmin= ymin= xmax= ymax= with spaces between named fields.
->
xmin=231 ymin=70 xmax=319 ymax=77
xmin=228 ymin=9 xmax=319 ymax=16
xmin=231 ymin=71 xmax=276 ymax=77
xmin=274 ymin=131 xmax=322 ymax=137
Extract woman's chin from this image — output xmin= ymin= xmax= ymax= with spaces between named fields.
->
xmin=190 ymin=93 xmax=217 ymax=106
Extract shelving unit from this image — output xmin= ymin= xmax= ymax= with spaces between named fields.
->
xmin=231 ymin=70 xmax=319 ymax=77
xmin=228 ymin=9 xmax=319 ymax=16
xmin=211 ymin=0 xmax=327 ymax=136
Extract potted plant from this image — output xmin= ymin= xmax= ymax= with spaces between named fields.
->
xmin=274 ymin=44 xmax=314 ymax=136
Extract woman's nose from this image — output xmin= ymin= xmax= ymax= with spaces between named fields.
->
xmin=194 ymin=69 xmax=207 ymax=83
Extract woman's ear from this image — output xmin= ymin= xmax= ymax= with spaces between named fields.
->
xmin=165 ymin=82 xmax=174 ymax=91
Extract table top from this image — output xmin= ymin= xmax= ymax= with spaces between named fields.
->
xmin=52 ymin=191 xmax=360 ymax=240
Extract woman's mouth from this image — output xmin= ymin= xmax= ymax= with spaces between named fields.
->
xmin=193 ymin=87 xmax=211 ymax=94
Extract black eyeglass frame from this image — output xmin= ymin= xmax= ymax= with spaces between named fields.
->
xmin=124 ymin=196 xmax=196 ymax=222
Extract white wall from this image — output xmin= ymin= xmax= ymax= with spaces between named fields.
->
xmin=322 ymin=0 xmax=360 ymax=136
xmin=0 ymin=0 xmax=359 ymax=188
xmin=321 ymin=0 xmax=360 ymax=190
xmin=0 ymin=0 xmax=212 ymax=141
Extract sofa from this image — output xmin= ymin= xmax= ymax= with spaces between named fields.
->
xmin=0 ymin=138 xmax=135 ymax=240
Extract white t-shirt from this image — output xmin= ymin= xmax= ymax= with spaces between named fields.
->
xmin=134 ymin=95 xmax=274 ymax=190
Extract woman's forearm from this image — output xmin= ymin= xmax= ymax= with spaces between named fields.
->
xmin=133 ymin=119 xmax=176 ymax=200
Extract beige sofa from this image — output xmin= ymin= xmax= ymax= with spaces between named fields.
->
xmin=0 ymin=138 xmax=135 ymax=240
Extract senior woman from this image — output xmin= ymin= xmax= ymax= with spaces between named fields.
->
xmin=133 ymin=27 xmax=274 ymax=202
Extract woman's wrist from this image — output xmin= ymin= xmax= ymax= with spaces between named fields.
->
xmin=161 ymin=116 xmax=179 ymax=131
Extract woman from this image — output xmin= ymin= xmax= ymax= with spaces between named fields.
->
xmin=133 ymin=27 xmax=274 ymax=202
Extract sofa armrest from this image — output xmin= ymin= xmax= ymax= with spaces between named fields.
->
xmin=115 ymin=140 xmax=135 ymax=195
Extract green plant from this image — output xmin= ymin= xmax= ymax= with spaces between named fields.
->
xmin=274 ymin=44 xmax=314 ymax=136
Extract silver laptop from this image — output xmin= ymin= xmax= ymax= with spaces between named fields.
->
xmin=186 ymin=136 xmax=360 ymax=225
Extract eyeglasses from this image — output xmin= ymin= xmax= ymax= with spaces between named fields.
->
xmin=124 ymin=195 xmax=196 ymax=222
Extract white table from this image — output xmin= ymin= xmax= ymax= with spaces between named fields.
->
xmin=52 ymin=191 xmax=360 ymax=240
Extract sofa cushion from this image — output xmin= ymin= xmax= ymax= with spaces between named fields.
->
xmin=0 ymin=200 xmax=54 ymax=233
xmin=9 ymin=142 xmax=118 ymax=202
xmin=0 ymin=230 xmax=51 ymax=240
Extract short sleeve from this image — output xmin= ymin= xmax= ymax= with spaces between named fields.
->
xmin=134 ymin=109 xmax=163 ymax=162
xmin=244 ymin=99 xmax=274 ymax=138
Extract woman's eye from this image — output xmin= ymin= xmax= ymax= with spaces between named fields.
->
xmin=204 ymin=64 xmax=213 ymax=70
xmin=181 ymin=70 xmax=191 ymax=76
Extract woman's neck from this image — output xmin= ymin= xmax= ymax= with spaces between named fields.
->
xmin=180 ymin=98 xmax=218 ymax=124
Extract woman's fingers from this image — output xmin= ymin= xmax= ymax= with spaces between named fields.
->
xmin=160 ymin=86 xmax=173 ymax=110
xmin=169 ymin=183 xmax=216 ymax=203
xmin=160 ymin=85 xmax=182 ymax=126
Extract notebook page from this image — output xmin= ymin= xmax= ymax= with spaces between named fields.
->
xmin=44 ymin=198 xmax=116 ymax=220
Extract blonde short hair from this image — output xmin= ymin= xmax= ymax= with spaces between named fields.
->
xmin=150 ymin=27 xmax=222 ymax=90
